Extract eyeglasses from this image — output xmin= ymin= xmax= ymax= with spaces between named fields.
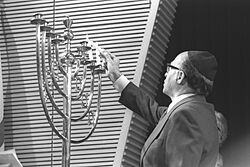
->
xmin=166 ymin=63 xmax=182 ymax=72
xmin=166 ymin=63 xmax=187 ymax=77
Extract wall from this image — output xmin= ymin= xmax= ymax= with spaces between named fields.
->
xmin=0 ymin=1 xmax=150 ymax=166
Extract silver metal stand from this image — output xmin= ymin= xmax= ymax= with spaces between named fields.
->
xmin=30 ymin=13 xmax=105 ymax=167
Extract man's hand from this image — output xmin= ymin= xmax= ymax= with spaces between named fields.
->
xmin=100 ymin=50 xmax=122 ymax=83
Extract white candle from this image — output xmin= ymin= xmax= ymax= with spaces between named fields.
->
xmin=86 ymin=35 xmax=93 ymax=60
xmin=89 ymin=49 xmax=93 ymax=60
xmin=96 ymin=43 xmax=101 ymax=65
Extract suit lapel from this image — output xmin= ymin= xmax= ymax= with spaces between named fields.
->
xmin=140 ymin=96 xmax=201 ymax=165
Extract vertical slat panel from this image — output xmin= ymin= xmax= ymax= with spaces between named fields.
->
xmin=0 ymin=51 xmax=4 ymax=151
xmin=140 ymin=0 xmax=178 ymax=97
xmin=0 ymin=0 xmax=150 ymax=166
xmin=118 ymin=0 xmax=179 ymax=166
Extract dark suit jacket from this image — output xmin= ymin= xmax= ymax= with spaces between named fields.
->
xmin=119 ymin=82 xmax=219 ymax=167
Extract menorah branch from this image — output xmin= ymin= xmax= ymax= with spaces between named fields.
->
xmin=30 ymin=13 xmax=106 ymax=167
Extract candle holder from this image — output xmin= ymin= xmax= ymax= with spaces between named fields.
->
xmin=30 ymin=13 xmax=106 ymax=167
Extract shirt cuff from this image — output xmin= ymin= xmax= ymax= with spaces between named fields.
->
xmin=113 ymin=75 xmax=130 ymax=93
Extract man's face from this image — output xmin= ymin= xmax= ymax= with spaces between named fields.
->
xmin=162 ymin=52 xmax=187 ymax=97
xmin=162 ymin=65 xmax=176 ymax=97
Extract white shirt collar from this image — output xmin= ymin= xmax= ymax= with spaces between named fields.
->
xmin=167 ymin=93 xmax=196 ymax=113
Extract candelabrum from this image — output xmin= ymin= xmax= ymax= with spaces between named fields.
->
xmin=30 ymin=13 xmax=106 ymax=167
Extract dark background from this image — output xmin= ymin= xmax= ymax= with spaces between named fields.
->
xmin=156 ymin=0 xmax=250 ymax=166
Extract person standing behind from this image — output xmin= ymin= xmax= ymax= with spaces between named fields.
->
xmin=215 ymin=111 xmax=228 ymax=167
xmin=102 ymin=50 xmax=219 ymax=167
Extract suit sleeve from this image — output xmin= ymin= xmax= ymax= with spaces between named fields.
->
xmin=119 ymin=82 xmax=167 ymax=126
xmin=164 ymin=108 xmax=204 ymax=167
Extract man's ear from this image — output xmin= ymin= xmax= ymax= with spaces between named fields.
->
xmin=176 ymin=70 xmax=185 ymax=84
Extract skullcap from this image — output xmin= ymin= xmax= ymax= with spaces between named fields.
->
xmin=187 ymin=51 xmax=218 ymax=81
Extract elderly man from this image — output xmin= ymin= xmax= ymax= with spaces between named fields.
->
xmin=102 ymin=50 xmax=219 ymax=167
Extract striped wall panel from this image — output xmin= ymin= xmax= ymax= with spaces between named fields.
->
xmin=0 ymin=51 xmax=4 ymax=151
xmin=115 ymin=0 xmax=179 ymax=166
xmin=0 ymin=0 xmax=150 ymax=166
xmin=140 ymin=0 xmax=178 ymax=96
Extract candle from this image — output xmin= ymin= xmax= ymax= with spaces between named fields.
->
xmin=86 ymin=35 xmax=93 ymax=60
xmin=88 ymin=49 xmax=93 ymax=61
xmin=96 ymin=43 xmax=101 ymax=65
